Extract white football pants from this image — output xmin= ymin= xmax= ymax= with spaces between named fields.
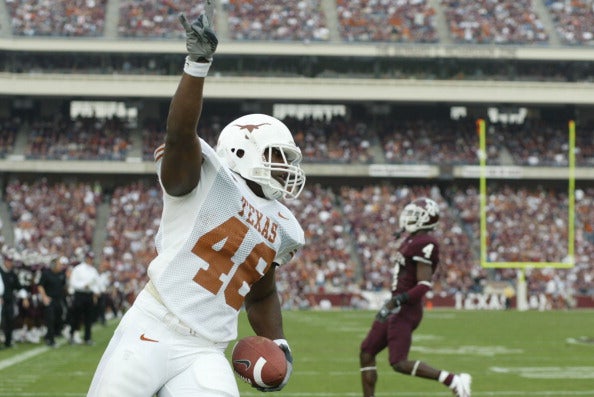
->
xmin=87 ymin=289 xmax=239 ymax=397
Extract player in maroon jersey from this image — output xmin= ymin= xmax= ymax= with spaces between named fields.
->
xmin=359 ymin=197 xmax=472 ymax=397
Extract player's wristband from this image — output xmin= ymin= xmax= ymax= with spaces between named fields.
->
xmin=183 ymin=56 xmax=212 ymax=77
xmin=273 ymin=338 xmax=291 ymax=351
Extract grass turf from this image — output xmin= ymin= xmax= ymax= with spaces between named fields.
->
xmin=1 ymin=309 xmax=593 ymax=396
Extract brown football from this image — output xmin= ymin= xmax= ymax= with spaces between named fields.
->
xmin=231 ymin=336 xmax=287 ymax=388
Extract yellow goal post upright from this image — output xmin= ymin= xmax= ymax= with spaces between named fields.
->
xmin=477 ymin=118 xmax=576 ymax=311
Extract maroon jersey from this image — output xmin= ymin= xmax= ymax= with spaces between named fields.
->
xmin=361 ymin=231 xmax=440 ymax=364
xmin=391 ymin=232 xmax=439 ymax=294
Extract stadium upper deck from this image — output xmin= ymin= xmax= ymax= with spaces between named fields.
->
xmin=3 ymin=2 xmax=594 ymax=105
xmin=1 ymin=0 xmax=594 ymax=56
xmin=1 ymin=0 xmax=593 ymax=178
xmin=2 ymin=0 xmax=594 ymax=102
xmin=2 ymin=0 xmax=594 ymax=45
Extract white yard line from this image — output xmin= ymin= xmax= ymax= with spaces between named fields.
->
xmin=0 ymin=346 xmax=49 ymax=371
xmin=0 ymin=340 xmax=67 ymax=371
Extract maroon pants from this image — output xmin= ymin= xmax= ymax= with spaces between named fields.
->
xmin=360 ymin=303 xmax=423 ymax=365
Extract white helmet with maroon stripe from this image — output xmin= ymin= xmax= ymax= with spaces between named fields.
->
xmin=216 ymin=114 xmax=305 ymax=200
xmin=399 ymin=197 xmax=440 ymax=233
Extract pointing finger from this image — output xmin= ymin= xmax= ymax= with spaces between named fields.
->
xmin=178 ymin=13 xmax=191 ymax=30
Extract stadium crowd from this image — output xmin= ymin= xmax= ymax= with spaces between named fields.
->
xmin=440 ymin=0 xmax=549 ymax=44
xmin=118 ymin=0 xmax=206 ymax=38
xmin=4 ymin=0 xmax=594 ymax=45
xmin=226 ymin=0 xmax=330 ymax=41
xmin=6 ymin=0 xmax=106 ymax=37
xmin=24 ymin=117 xmax=130 ymax=160
xmin=3 ymin=114 xmax=592 ymax=167
xmin=336 ymin=0 xmax=438 ymax=43
xmin=546 ymin=0 xmax=594 ymax=45
xmin=0 ymin=177 xmax=592 ymax=314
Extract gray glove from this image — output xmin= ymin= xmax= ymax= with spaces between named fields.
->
xmin=375 ymin=298 xmax=402 ymax=322
xmin=178 ymin=13 xmax=218 ymax=62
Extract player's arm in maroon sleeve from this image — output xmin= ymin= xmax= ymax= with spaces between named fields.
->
xmin=384 ymin=262 xmax=433 ymax=311
xmin=407 ymin=262 xmax=433 ymax=303
xmin=244 ymin=265 xmax=285 ymax=340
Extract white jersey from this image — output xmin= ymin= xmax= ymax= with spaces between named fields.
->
xmin=149 ymin=139 xmax=304 ymax=343
xmin=69 ymin=262 xmax=101 ymax=294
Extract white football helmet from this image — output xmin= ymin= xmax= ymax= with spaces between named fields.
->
xmin=399 ymin=197 xmax=440 ymax=233
xmin=216 ymin=114 xmax=306 ymax=200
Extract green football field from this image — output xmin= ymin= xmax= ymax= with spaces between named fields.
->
xmin=1 ymin=309 xmax=593 ymax=397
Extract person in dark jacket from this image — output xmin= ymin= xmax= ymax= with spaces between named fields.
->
xmin=1 ymin=248 xmax=29 ymax=348
xmin=38 ymin=256 xmax=67 ymax=347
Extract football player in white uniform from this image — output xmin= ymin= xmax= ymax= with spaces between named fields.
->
xmin=87 ymin=5 xmax=304 ymax=397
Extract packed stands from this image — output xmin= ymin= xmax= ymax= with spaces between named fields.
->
xmin=336 ymin=0 xmax=438 ymax=43
xmin=379 ymin=118 xmax=484 ymax=165
xmin=546 ymin=0 xmax=594 ymax=45
xmin=2 ymin=0 xmax=594 ymax=314
xmin=101 ymin=180 xmax=161 ymax=304
xmin=1 ymin=0 xmax=592 ymax=44
xmin=14 ymin=111 xmax=593 ymax=166
xmin=450 ymin=183 xmax=594 ymax=307
xmin=338 ymin=183 xmax=483 ymax=295
xmin=25 ymin=116 xmax=130 ymax=160
xmin=226 ymin=0 xmax=330 ymax=41
xmin=279 ymin=183 xmax=358 ymax=309
xmin=6 ymin=0 xmax=107 ymax=37
xmin=141 ymin=116 xmax=220 ymax=161
xmin=5 ymin=178 xmax=100 ymax=259
xmin=285 ymin=115 xmax=376 ymax=164
xmin=118 ymin=0 xmax=206 ymax=38
xmin=3 ymin=171 xmax=590 ymax=310
xmin=440 ymin=0 xmax=549 ymax=44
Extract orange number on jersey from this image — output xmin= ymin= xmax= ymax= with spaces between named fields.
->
xmin=192 ymin=217 xmax=276 ymax=310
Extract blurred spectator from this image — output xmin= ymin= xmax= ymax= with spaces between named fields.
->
xmin=118 ymin=0 xmax=206 ymax=38
xmin=547 ymin=0 xmax=594 ymax=45
xmin=37 ymin=256 xmax=67 ymax=347
xmin=101 ymin=180 xmax=162 ymax=306
xmin=337 ymin=0 xmax=438 ymax=43
xmin=441 ymin=0 xmax=548 ymax=44
xmin=227 ymin=0 xmax=330 ymax=41
xmin=68 ymin=251 xmax=101 ymax=345
xmin=25 ymin=116 xmax=130 ymax=161
xmin=279 ymin=184 xmax=358 ymax=309
xmin=6 ymin=178 xmax=100 ymax=260
xmin=1 ymin=249 xmax=30 ymax=348
xmin=7 ymin=0 xmax=106 ymax=37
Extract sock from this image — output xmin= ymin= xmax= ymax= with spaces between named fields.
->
xmin=439 ymin=371 xmax=455 ymax=387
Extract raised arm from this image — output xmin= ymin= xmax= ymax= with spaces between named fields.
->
xmin=161 ymin=12 xmax=218 ymax=197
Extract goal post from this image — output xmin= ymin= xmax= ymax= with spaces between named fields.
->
xmin=476 ymin=119 xmax=576 ymax=310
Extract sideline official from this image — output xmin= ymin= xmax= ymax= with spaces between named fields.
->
xmin=38 ymin=256 xmax=67 ymax=347
xmin=68 ymin=251 xmax=100 ymax=345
